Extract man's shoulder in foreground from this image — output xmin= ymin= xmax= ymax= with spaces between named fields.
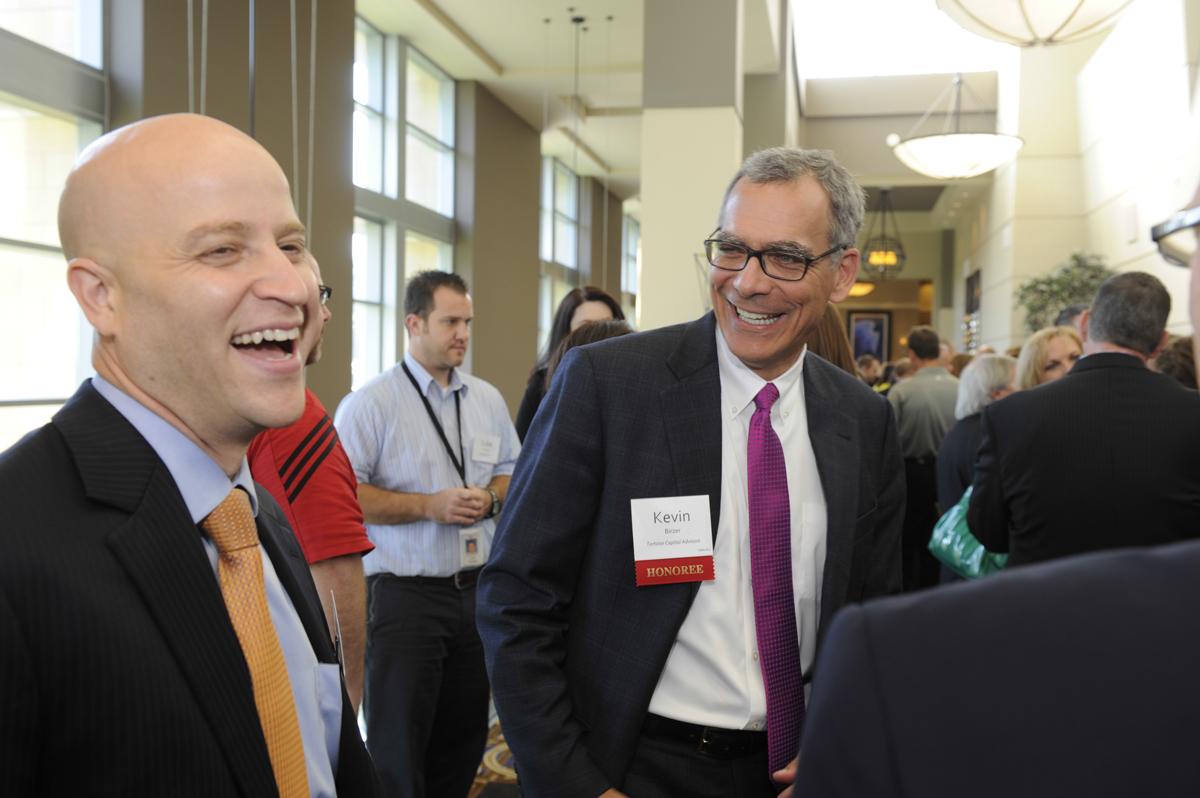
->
xmin=797 ymin=540 xmax=1200 ymax=797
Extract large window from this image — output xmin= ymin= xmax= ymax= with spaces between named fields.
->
xmin=351 ymin=17 xmax=456 ymax=387
xmin=621 ymin=215 xmax=641 ymax=322
xmin=0 ymin=0 xmax=103 ymax=68
xmin=0 ymin=10 xmax=104 ymax=451
xmin=537 ymin=158 xmax=582 ymax=352
xmin=353 ymin=18 xmax=385 ymax=192
xmin=405 ymin=50 xmax=454 ymax=216
xmin=541 ymin=158 xmax=579 ymax=269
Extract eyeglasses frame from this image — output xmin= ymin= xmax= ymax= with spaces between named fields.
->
xmin=1151 ymin=204 xmax=1200 ymax=268
xmin=703 ymin=230 xmax=847 ymax=282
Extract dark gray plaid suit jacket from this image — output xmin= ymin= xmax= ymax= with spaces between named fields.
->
xmin=477 ymin=312 xmax=903 ymax=797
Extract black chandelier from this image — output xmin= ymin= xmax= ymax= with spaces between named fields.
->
xmin=860 ymin=188 xmax=907 ymax=279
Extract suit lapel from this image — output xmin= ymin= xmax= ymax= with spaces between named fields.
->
xmin=661 ymin=313 xmax=723 ymax=601
xmin=55 ymin=383 xmax=278 ymax=796
xmin=257 ymin=497 xmax=336 ymax=663
xmin=802 ymin=358 xmax=860 ymax=633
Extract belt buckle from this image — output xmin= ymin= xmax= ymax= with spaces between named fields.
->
xmin=453 ymin=570 xmax=471 ymax=590
xmin=696 ymin=726 xmax=714 ymax=756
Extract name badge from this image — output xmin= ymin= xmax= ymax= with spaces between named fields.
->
xmin=472 ymin=433 xmax=501 ymax=464
xmin=630 ymin=495 xmax=714 ymax=586
xmin=460 ymin=527 xmax=485 ymax=568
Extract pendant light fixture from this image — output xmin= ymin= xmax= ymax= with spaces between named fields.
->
xmin=889 ymin=73 xmax=1023 ymax=180
xmin=860 ymin=189 xmax=907 ymax=280
xmin=935 ymin=0 xmax=1135 ymax=47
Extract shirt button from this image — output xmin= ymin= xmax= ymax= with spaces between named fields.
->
xmin=752 ymin=651 xmax=759 ymax=661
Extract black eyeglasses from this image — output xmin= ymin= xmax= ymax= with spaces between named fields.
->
xmin=318 ymin=284 xmax=333 ymax=305
xmin=703 ymin=232 xmax=846 ymax=282
xmin=1151 ymin=205 xmax=1200 ymax=268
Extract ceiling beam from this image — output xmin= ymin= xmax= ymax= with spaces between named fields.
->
xmin=412 ymin=0 xmax=503 ymax=76
xmin=556 ymin=126 xmax=611 ymax=173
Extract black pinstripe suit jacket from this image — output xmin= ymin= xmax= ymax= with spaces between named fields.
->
xmin=477 ymin=312 xmax=904 ymax=797
xmin=968 ymin=352 xmax=1200 ymax=565
xmin=0 ymin=381 xmax=378 ymax=796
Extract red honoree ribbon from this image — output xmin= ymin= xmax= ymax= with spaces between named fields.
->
xmin=635 ymin=555 xmax=715 ymax=586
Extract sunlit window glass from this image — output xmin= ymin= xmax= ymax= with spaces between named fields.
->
xmin=0 ymin=0 xmax=104 ymax=68
xmin=405 ymin=49 xmax=454 ymax=216
xmin=351 ymin=215 xmax=385 ymax=389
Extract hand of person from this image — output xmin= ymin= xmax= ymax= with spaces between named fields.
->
xmin=774 ymin=755 xmax=798 ymax=798
xmin=426 ymin=487 xmax=488 ymax=525
xmin=464 ymin=486 xmax=495 ymax=523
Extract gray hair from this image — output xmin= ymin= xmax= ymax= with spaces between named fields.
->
xmin=1087 ymin=271 xmax=1170 ymax=355
xmin=956 ymin=354 xmax=1017 ymax=419
xmin=719 ymin=147 xmax=867 ymax=249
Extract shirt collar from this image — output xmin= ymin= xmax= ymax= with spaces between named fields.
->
xmin=714 ymin=324 xmax=806 ymax=419
xmin=91 ymin=375 xmax=258 ymax=523
xmin=403 ymin=351 xmax=466 ymax=399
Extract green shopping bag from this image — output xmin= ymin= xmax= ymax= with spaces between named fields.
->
xmin=928 ymin=486 xmax=1008 ymax=579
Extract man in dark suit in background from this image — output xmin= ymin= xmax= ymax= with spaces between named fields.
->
xmin=793 ymin=179 xmax=1200 ymax=797
xmin=0 ymin=113 xmax=377 ymax=796
xmin=477 ymin=147 xmax=903 ymax=798
xmin=968 ymin=270 xmax=1200 ymax=565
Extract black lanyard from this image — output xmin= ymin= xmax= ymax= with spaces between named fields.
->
xmin=401 ymin=362 xmax=466 ymax=487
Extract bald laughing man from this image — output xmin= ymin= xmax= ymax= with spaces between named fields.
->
xmin=0 ymin=114 xmax=378 ymax=796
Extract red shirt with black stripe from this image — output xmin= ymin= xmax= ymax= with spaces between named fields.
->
xmin=249 ymin=388 xmax=374 ymax=564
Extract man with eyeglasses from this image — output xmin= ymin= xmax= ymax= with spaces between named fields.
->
xmin=478 ymin=147 xmax=903 ymax=798
xmin=249 ymin=256 xmax=373 ymax=713
xmin=789 ymin=186 xmax=1200 ymax=798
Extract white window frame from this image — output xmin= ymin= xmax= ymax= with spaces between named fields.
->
xmin=351 ymin=17 xmax=456 ymax=387
xmin=0 ymin=16 xmax=106 ymax=446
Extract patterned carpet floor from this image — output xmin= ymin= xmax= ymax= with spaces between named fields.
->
xmin=467 ymin=721 xmax=518 ymax=798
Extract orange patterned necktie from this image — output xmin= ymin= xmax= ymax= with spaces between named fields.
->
xmin=201 ymin=488 xmax=309 ymax=797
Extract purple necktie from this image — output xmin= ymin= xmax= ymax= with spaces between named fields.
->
xmin=748 ymin=382 xmax=804 ymax=777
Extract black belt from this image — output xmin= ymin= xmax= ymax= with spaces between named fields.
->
xmin=905 ymin=455 xmax=935 ymax=466
xmin=641 ymin=714 xmax=767 ymax=759
xmin=378 ymin=568 xmax=481 ymax=590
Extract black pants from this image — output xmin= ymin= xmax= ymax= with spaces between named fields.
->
xmin=621 ymin=719 xmax=779 ymax=798
xmin=902 ymin=457 xmax=942 ymax=592
xmin=365 ymin=574 xmax=489 ymax=798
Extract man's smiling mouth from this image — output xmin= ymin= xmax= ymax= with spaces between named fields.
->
xmin=730 ymin=301 xmax=783 ymax=326
xmin=230 ymin=327 xmax=300 ymax=358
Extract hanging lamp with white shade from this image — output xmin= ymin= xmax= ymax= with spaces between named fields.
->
xmin=889 ymin=73 xmax=1023 ymax=180
xmin=935 ymin=0 xmax=1135 ymax=46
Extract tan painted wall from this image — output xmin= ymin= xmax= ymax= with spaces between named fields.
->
xmin=110 ymin=0 xmax=354 ymax=410
xmin=455 ymin=81 xmax=541 ymax=417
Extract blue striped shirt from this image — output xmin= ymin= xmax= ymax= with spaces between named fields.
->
xmin=333 ymin=352 xmax=520 ymax=577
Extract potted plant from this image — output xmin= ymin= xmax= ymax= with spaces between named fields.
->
xmin=1015 ymin=253 xmax=1116 ymax=334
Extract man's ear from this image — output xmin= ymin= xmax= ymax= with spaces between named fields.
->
xmin=828 ymin=248 xmax=860 ymax=302
xmin=404 ymin=312 xmax=423 ymax=338
xmin=66 ymin=258 xmax=118 ymax=336
xmin=1148 ymin=330 xmax=1171 ymax=361
xmin=1078 ymin=309 xmax=1091 ymax=342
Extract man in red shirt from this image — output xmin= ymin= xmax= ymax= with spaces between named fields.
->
xmin=250 ymin=255 xmax=373 ymax=709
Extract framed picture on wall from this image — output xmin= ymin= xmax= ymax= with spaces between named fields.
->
xmin=848 ymin=310 xmax=891 ymax=362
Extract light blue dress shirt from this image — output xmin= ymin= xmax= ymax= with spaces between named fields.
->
xmin=333 ymin=352 xmax=520 ymax=577
xmin=92 ymin=376 xmax=341 ymax=797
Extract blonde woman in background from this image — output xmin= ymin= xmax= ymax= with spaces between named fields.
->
xmin=1016 ymin=325 xmax=1082 ymax=389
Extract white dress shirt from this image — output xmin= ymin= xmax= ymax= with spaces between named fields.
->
xmin=334 ymin=352 xmax=520 ymax=577
xmin=647 ymin=328 xmax=827 ymax=730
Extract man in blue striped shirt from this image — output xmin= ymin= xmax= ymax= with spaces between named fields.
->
xmin=334 ymin=270 xmax=520 ymax=798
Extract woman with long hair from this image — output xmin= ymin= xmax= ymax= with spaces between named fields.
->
xmin=514 ymin=286 xmax=625 ymax=440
